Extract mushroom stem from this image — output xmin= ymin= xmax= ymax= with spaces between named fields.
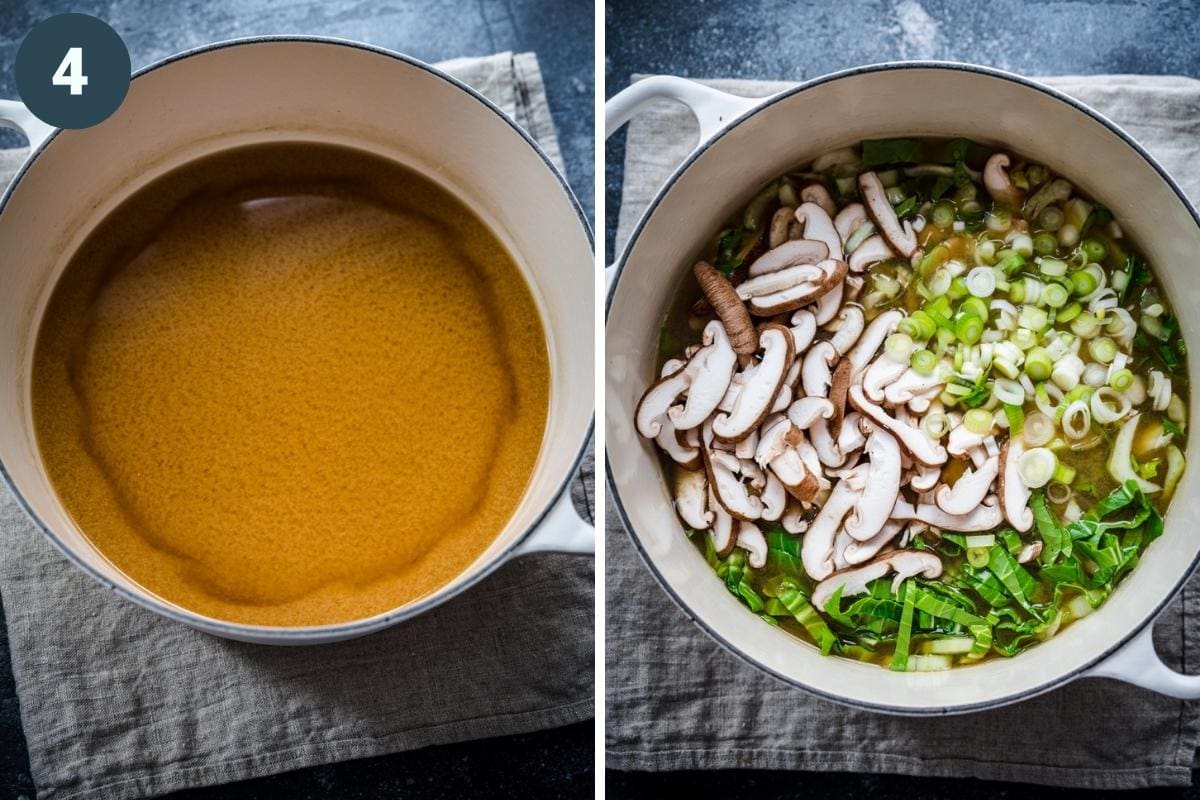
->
xmin=712 ymin=324 xmax=795 ymax=441
xmin=812 ymin=550 xmax=943 ymax=610
xmin=801 ymin=472 xmax=861 ymax=580
xmin=844 ymin=427 xmax=902 ymax=542
xmin=667 ymin=321 xmax=737 ymax=430
xmin=859 ymin=171 xmax=919 ymax=259
xmin=694 ymin=261 xmax=758 ymax=354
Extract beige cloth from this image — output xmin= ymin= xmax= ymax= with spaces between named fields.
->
xmin=0 ymin=52 xmax=594 ymax=800
xmin=607 ymin=74 xmax=1200 ymax=789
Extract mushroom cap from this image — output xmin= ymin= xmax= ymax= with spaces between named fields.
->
xmin=705 ymin=449 xmax=764 ymax=521
xmin=828 ymin=358 xmax=854 ymax=437
xmin=883 ymin=368 xmax=946 ymax=407
xmin=635 ymin=362 xmax=693 ymax=439
xmin=827 ymin=306 xmax=866 ymax=356
xmin=802 ymin=340 xmax=837 ymax=398
xmin=769 ymin=205 xmax=797 ymax=249
xmin=983 ymin=152 xmax=1024 ymax=207
xmin=770 ymin=446 xmax=821 ymax=502
xmin=811 ymin=549 xmax=943 ymax=610
xmin=712 ymin=323 xmax=795 ymax=441
xmin=736 ymin=521 xmax=768 ymax=568
xmin=847 ymin=234 xmax=896 ymax=273
xmin=789 ymin=309 xmax=818 ymax=352
xmin=844 ymin=427 xmax=903 ymax=542
xmin=947 ymin=420 xmax=990 ymax=457
xmin=694 ymin=261 xmax=758 ymax=354
xmin=781 ymin=502 xmax=809 ymax=534
xmin=674 ymin=467 xmax=712 ymax=530
xmin=1025 ymin=178 xmax=1073 ymax=221
xmin=655 ymin=413 xmax=701 ymax=470
xmin=800 ymin=182 xmax=837 ymax=217
xmin=811 ymin=277 xmax=845 ymax=326
xmin=909 ymin=462 xmax=942 ymax=492
xmin=747 ymin=259 xmax=848 ymax=317
xmin=862 ymin=357 xmax=908 ymax=403
xmin=787 ymin=396 xmax=835 ymax=430
xmin=755 ymin=417 xmax=794 ymax=469
xmin=734 ymin=427 xmax=760 ymax=460
xmin=667 ymin=321 xmax=738 ymax=430
xmin=878 ymin=549 xmax=944 ymax=593
xmin=801 ymin=473 xmax=861 ymax=581
xmin=746 ymin=238 xmax=829 ymax=277
xmin=795 ymin=439 xmax=830 ymax=495
xmin=769 ymin=382 xmax=794 ymax=414
xmin=1018 ymin=540 xmax=1044 ymax=564
xmin=935 ymin=454 xmax=1000 ymax=517
xmin=892 ymin=495 xmax=1004 ymax=531
xmin=708 ymin=485 xmax=736 ymax=557
xmin=737 ymin=263 xmax=828 ymax=300
xmin=807 ymin=415 xmax=847 ymax=468
xmin=837 ymin=411 xmax=867 ymax=454
xmin=833 ymin=202 xmax=868 ymax=241
xmin=998 ymin=438 xmax=1035 ymax=532
xmin=847 ymin=309 xmax=903 ymax=378
xmin=842 ymin=519 xmax=905 ymax=566
xmin=849 ymin=384 xmax=948 ymax=466
xmin=859 ymin=171 xmax=919 ymax=259
xmin=811 ymin=560 xmax=890 ymax=610
xmin=760 ymin=472 xmax=787 ymax=522
xmin=794 ymin=202 xmax=843 ymax=261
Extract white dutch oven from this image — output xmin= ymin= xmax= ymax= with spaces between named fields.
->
xmin=606 ymin=63 xmax=1200 ymax=714
xmin=0 ymin=38 xmax=594 ymax=645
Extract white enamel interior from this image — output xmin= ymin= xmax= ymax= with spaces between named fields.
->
xmin=607 ymin=67 xmax=1200 ymax=712
xmin=0 ymin=41 xmax=593 ymax=643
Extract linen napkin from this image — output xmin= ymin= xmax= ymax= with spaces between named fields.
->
xmin=0 ymin=51 xmax=594 ymax=800
xmin=607 ymin=74 xmax=1200 ymax=789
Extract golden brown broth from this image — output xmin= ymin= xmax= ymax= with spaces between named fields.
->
xmin=32 ymin=143 xmax=549 ymax=626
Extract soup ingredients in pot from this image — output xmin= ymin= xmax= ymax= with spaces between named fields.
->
xmin=635 ymin=138 xmax=1188 ymax=670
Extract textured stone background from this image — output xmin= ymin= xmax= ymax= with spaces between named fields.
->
xmin=605 ymin=0 xmax=1200 ymax=259
xmin=605 ymin=0 xmax=1200 ymax=797
xmin=0 ymin=1 xmax=592 ymax=797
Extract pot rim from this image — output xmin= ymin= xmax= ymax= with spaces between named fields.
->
xmin=0 ymin=35 xmax=595 ymax=641
xmin=605 ymin=59 xmax=1200 ymax=715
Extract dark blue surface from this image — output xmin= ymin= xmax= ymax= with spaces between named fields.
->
xmin=605 ymin=0 xmax=1200 ymax=796
xmin=0 ymin=0 xmax=593 ymax=223
xmin=0 ymin=1 xmax=592 ymax=797
xmin=605 ymin=0 xmax=1200 ymax=260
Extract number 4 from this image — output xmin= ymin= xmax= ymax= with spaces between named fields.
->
xmin=52 ymin=47 xmax=88 ymax=96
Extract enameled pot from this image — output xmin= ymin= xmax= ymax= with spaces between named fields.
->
xmin=0 ymin=37 xmax=594 ymax=645
xmin=606 ymin=63 xmax=1200 ymax=714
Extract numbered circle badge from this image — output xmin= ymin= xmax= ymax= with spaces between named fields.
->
xmin=15 ymin=13 xmax=131 ymax=130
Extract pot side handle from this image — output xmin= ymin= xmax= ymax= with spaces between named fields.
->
xmin=605 ymin=75 xmax=763 ymax=145
xmin=0 ymin=100 xmax=55 ymax=151
xmin=1084 ymin=623 xmax=1200 ymax=698
xmin=511 ymin=485 xmax=595 ymax=556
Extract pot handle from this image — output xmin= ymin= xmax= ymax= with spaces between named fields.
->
xmin=1084 ymin=623 xmax=1200 ymax=697
xmin=605 ymin=75 xmax=763 ymax=145
xmin=0 ymin=100 xmax=55 ymax=150
xmin=511 ymin=485 xmax=595 ymax=556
